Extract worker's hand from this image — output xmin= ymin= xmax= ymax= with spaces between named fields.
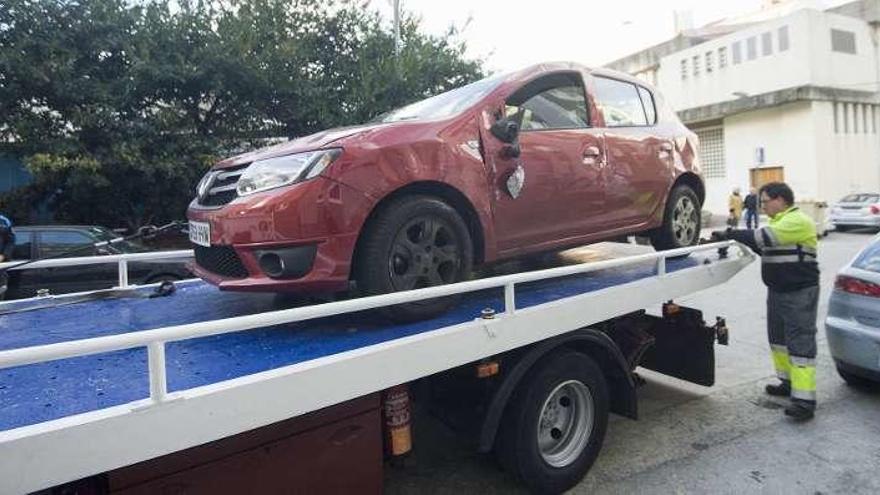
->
xmin=709 ymin=230 xmax=728 ymax=242
xmin=0 ymin=254 xmax=5 ymax=262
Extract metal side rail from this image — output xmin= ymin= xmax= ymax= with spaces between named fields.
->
xmin=0 ymin=241 xmax=753 ymax=494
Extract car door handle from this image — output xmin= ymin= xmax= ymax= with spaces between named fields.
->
xmin=583 ymin=146 xmax=601 ymax=158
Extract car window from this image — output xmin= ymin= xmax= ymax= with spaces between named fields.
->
xmin=853 ymin=238 xmax=880 ymax=272
xmin=12 ymin=231 xmax=33 ymax=260
xmin=39 ymin=231 xmax=97 ymax=258
xmin=504 ymin=73 xmax=589 ymax=131
xmin=638 ymin=86 xmax=657 ymax=125
xmin=593 ymin=77 xmax=649 ymax=127
xmin=840 ymin=193 xmax=879 ymax=203
xmin=376 ymin=73 xmax=505 ymax=123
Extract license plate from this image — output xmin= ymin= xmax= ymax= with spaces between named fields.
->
xmin=189 ymin=221 xmax=211 ymax=247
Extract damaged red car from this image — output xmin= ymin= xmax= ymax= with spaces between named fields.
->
xmin=187 ymin=63 xmax=703 ymax=320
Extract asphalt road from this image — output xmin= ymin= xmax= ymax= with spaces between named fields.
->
xmin=385 ymin=229 xmax=880 ymax=494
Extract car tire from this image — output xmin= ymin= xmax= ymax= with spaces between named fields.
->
xmin=354 ymin=195 xmax=473 ymax=322
xmin=651 ymin=185 xmax=701 ymax=252
xmin=496 ymin=350 xmax=609 ymax=495
xmin=145 ymin=274 xmax=182 ymax=285
xmin=837 ymin=366 xmax=880 ymax=390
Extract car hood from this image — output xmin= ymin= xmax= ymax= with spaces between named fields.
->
xmin=215 ymin=123 xmax=392 ymax=169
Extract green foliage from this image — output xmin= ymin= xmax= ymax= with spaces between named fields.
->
xmin=0 ymin=0 xmax=484 ymax=228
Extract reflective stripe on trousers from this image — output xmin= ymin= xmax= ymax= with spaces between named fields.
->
xmin=790 ymin=355 xmax=817 ymax=401
xmin=770 ymin=344 xmax=791 ymax=380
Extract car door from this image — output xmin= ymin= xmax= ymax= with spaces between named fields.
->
xmin=592 ymin=76 xmax=671 ymax=229
xmin=36 ymin=229 xmax=117 ymax=295
xmin=486 ymin=71 xmax=606 ymax=254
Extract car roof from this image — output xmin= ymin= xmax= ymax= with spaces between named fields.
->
xmin=507 ymin=62 xmax=652 ymax=90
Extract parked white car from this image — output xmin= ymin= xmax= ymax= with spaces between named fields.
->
xmin=829 ymin=193 xmax=880 ymax=231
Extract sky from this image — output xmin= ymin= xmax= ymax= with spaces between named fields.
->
xmin=371 ymin=0 xmax=853 ymax=73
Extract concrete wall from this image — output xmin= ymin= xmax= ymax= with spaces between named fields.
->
xmin=701 ymin=101 xmax=817 ymax=214
xmin=657 ymin=9 xmax=877 ymax=111
xmin=814 ymin=100 xmax=880 ymax=203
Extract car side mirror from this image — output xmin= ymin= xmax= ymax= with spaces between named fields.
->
xmin=490 ymin=117 xmax=520 ymax=144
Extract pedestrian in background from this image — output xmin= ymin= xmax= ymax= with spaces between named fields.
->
xmin=0 ymin=215 xmax=15 ymax=300
xmin=744 ymin=187 xmax=760 ymax=229
xmin=712 ymin=182 xmax=819 ymax=421
xmin=728 ymin=187 xmax=744 ymax=227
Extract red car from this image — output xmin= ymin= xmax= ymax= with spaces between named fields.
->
xmin=187 ymin=63 xmax=703 ymax=319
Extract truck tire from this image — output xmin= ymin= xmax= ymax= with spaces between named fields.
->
xmin=651 ymin=185 xmax=701 ymax=251
xmin=355 ymin=195 xmax=473 ymax=322
xmin=496 ymin=350 xmax=609 ymax=494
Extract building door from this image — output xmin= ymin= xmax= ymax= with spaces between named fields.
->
xmin=750 ymin=166 xmax=784 ymax=189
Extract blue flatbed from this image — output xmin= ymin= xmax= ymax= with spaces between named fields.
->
xmin=0 ymin=250 xmax=699 ymax=432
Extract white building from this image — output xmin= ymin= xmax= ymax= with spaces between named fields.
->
xmin=607 ymin=0 xmax=880 ymax=215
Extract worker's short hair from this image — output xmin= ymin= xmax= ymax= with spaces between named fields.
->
xmin=760 ymin=182 xmax=794 ymax=206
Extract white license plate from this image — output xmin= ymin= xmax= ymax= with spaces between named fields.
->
xmin=189 ymin=221 xmax=211 ymax=247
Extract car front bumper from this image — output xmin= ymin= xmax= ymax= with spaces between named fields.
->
xmin=186 ymin=176 xmax=373 ymax=294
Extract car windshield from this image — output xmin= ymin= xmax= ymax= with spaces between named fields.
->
xmin=840 ymin=193 xmax=879 ymax=203
xmin=88 ymin=226 xmax=148 ymax=253
xmin=853 ymin=237 xmax=880 ymax=272
xmin=375 ymin=73 xmax=505 ymax=123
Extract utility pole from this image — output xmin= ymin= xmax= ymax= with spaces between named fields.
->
xmin=393 ymin=0 xmax=401 ymax=57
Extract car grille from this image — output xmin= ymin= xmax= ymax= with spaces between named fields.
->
xmin=194 ymin=245 xmax=249 ymax=279
xmin=198 ymin=164 xmax=249 ymax=207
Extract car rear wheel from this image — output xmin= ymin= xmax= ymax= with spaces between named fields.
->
xmin=355 ymin=195 xmax=473 ymax=322
xmin=496 ymin=350 xmax=609 ymax=494
xmin=651 ymin=185 xmax=701 ymax=252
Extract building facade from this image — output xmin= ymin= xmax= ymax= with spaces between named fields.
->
xmin=607 ymin=0 xmax=880 ymax=215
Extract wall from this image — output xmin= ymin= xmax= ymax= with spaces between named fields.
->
xmin=657 ymin=9 xmax=877 ymax=112
xmin=814 ymin=100 xmax=880 ymax=203
xmin=702 ymin=101 xmax=818 ymax=214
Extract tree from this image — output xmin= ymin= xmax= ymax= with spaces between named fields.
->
xmin=0 ymin=0 xmax=484 ymax=228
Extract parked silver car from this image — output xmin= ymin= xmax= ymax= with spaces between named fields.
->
xmin=825 ymin=234 xmax=880 ymax=386
xmin=829 ymin=193 xmax=880 ymax=231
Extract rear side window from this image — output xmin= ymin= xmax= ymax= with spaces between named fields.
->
xmin=39 ymin=231 xmax=96 ymax=258
xmin=853 ymin=239 xmax=880 ymax=272
xmin=12 ymin=231 xmax=32 ymax=260
xmin=593 ymin=77 xmax=649 ymax=127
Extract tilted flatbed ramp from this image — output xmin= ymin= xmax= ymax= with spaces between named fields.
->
xmin=0 ymin=241 xmax=752 ymax=493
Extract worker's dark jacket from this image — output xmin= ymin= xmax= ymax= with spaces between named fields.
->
xmin=744 ymin=193 xmax=758 ymax=211
xmin=725 ymin=206 xmax=819 ymax=291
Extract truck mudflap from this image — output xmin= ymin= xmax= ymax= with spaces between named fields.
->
xmin=633 ymin=302 xmax=727 ymax=387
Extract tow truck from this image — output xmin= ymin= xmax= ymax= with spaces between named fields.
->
xmin=0 ymin=240 xmax=752 ymax=494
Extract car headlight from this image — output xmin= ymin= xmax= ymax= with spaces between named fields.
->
xmin=236 ymin=149 xmax=342 ymax=196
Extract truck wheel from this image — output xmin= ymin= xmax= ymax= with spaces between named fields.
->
xmin=651 ymin=185 xmax=701 ymax=251
xmin=496 ymin=350 xmax=609 ymax=494
xmin=355 ymin=195 xmax=473 ymax=322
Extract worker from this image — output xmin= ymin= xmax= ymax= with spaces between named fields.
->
xmin=0 ymin=214 xmax=14 ymax=300
xmin=712 ymin=182 xmax=819 ymax=421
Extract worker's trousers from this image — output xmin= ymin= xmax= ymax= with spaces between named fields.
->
xmin=767 ymin=285 xmax=819 ymax=405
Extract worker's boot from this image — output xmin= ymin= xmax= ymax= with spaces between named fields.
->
xmin=784 ymin=399 xmax=815 ymax=421
xmin=764 ymin=380 xmax=791 ymax=397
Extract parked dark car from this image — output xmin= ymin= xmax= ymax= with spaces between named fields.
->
xmin=4 ymin=225 xmax=193 ymax=300
xmin=187 ymin=63 xmax=704 ymax=320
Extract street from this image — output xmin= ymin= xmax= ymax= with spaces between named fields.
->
xmin=386 ymin=229 xmax=880 ymax=494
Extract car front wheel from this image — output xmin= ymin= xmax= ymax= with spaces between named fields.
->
xmin=354 ymin=195 xmax=473 ymax=322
